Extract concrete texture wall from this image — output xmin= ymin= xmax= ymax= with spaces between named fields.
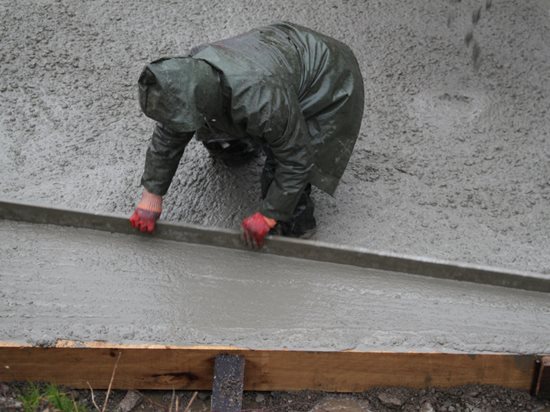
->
xmin=0 ymin=0 xmax=549 ymax=273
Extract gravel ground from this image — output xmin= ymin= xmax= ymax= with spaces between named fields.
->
xmin=0 ymin=0 xmax=549 ymax=273
xmin=1 ymin=383 xmax=549 ymax=412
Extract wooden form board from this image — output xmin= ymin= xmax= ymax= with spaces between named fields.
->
xmin=0 ymin=341 xmax=541 ymax=392
xmin=535 ymin=357 xmax=550 ymax=398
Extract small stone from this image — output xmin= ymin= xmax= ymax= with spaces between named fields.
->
xmin=255 ymin=394 xmax=265 ymax=403
xmin=116 ymin=390 xmax=142 ymax=412
xmin=0 ymin=383 xmax=9 ymax=395
xmin=197 ymin=391 xmax=210 ymax=401
xmin=311 ymin=398 xmax=369 ymax=412
xmin=420 ymin=402 xmax=435 ymax=412
xmin=377 ymin=392 xmax=403 ymax=408
xmin=4 ymin=398 xmax=23 ymax=410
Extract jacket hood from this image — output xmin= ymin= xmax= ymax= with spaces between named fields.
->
xmin=138 ymin=57 xmax=221 ymax=132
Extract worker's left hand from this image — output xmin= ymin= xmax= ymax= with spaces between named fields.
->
xmin=241 ymin=212 xmax=277 ymax=249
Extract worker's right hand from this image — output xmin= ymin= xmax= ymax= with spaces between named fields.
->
xmin=241 ymin=212 xmax=277 ymax=249
xmin=129 ymin=189 xmax=163 ymax=233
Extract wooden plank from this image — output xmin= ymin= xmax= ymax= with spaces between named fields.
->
xmin=0 ymin=342 xmax=540 ymax=392
xmin=211 ymin=354 xmax=245 ymax=412
xmin=535 ymin=356 xmax=550 ymax=399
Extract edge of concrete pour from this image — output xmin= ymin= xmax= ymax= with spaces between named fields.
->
xmin=1 ymin=198 xmax=549 ymax=293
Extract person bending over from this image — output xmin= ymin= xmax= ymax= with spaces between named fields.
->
xmin=130 ymin=22 xmax=364 ymax=249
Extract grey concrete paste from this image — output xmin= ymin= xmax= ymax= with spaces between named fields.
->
xmin=1 ymin=221 xmax=549 ymax=353
xmin=0 ymin=0 xmax=549 ymax=274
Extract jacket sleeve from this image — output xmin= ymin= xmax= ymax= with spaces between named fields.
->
xmin=140 ymin=123 xmax=194 ymax=196
xmin=233 ymin=81 xmax=314 ymax=221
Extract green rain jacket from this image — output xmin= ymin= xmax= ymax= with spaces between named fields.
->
xmin=139 ymin=22 xmax=364 ymax=221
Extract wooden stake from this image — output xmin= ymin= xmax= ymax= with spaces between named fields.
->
xmin=535 ymin=356 xmax=550 ymax=399
xmin=211 ymin=354 xmax=245 ymax=412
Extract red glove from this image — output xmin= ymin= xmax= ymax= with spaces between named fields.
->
xmin=241 ymin=212 xmax=277 ymax=249
xmin=129 ymin=190 xmax=163 ymax=233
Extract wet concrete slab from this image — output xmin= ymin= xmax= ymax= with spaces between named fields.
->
xmin=1 ymin=219 xmax=549 ymax=353
xmin=0 ymin=0 xmax=549 ymax=275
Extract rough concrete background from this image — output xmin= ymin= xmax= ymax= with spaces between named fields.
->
xmin=2 ymin=220 xmax=550 ymax=351
xmin=0 ymin=0 xmax=549 ymax=274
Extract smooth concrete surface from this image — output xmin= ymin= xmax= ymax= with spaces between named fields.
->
xmin=1 ymin=220 xmax=549 ymax=353
xmin=2 ymin=199 xmax=550 ymax=293
xmin=0 ymin=0 xmax=549 ymax=275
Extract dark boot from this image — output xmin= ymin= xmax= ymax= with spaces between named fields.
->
xmin=277 ymin=184 xmax=317 ymax=238
xmin=261 ymin=147 xmax=317 ymax=238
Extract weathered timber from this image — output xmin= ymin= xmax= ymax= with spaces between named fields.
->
xmin=0 ymin=342 xmax=541 ymax=392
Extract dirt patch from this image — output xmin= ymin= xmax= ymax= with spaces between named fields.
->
xmin=1 ymin=383 xmax=549 ymax=411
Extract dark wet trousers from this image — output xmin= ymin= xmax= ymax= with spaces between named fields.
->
xmin=203 ymin=138 xmax=316 ymax=237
